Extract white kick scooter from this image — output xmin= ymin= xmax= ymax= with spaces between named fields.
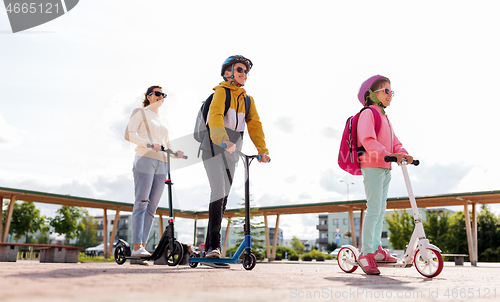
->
xmin=337 ymin=156 xmax=444 ymax=278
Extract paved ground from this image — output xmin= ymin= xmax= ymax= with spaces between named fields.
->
xmin=1 ymin=260 xmax=499 ymax=302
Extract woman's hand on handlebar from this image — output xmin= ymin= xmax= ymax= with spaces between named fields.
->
xmin=150 ymin=143 xmax=162 ymax=152
xmin=222 ymin=140 xmax=236 ymax=154
xmin=174 ymin=150 xmax=185 ymax=158
xmin=258 ymin=153 xmax=270 ymax=163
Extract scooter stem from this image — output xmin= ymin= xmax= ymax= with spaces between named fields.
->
xmin=400 ymin=162 xmax=420 ymax=220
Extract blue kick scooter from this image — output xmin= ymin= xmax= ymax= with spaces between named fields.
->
xmin=188 ymin=145 xmax=268 ymax=270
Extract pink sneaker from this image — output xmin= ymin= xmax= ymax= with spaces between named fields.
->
xmin=374 ymin=246 xmax=398 ymax=263
xmin=357 ymin=253 xmax=380 ymax=275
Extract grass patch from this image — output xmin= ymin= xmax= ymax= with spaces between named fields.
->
xmin=78 ymin=252 xmax=115 ymax=262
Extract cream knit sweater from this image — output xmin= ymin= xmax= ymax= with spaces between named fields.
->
xmin=125 ymin=108 xmax=172 ymax=162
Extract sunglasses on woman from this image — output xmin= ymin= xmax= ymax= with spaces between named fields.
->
xmin=235 ymin=66 xmax=249 ymax=75
xmin=149 ymin=91 xmax=167 ymax=98
xmin=373 ymin=88 xmax=395 ymax=96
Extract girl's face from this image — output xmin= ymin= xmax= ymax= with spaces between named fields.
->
xmin=373 ymin=82 xmax=393 ymax=107
xmin=147 ymin=88 xmax=165 ymax=106
xmin=226 ymin=62 xmax=248 ymax=86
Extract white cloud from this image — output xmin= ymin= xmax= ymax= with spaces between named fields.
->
xmin=1 ymin=0 xmax=500 ymax=243
xmin=0 ymin=113 xmax=26 ymax=146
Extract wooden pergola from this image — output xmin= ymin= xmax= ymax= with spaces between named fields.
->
xmin=1 ymin=186 xmax=499 ymax=265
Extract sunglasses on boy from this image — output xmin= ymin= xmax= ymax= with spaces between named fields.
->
xmin=373 ymin=88 xmax=395 ymax=96
xmin=235 ymin=66 xmax=249 ymax=75
xmin=148 ymin=91 xmax=167 ymax=98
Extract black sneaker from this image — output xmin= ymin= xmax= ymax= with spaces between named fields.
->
xmin=202 ymin=262 xmax=230 ymax=269
xmin=205 ymin=247 xmax=221 ymax=258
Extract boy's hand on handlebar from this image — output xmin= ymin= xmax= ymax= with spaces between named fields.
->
xmin=258 ymin=153 xmax=270 ymax=163
xmin=222 ymin=140 xmax=236 ymax=154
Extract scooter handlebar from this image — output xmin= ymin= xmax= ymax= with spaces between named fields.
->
xmin=384 ymin=156 xmax=419 ymax=166
xmin=220 ymin=142 xmax=269 ymax=162
xmin=147 ymin=144 xmax=188 ymax=159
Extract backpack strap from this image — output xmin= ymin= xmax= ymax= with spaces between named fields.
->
xmin=244 ymin=95 xmax=251 ymax=121
xmin=355 ymin=106 xmax=383 ymax=156
xmin=222 ymin=87 xmax=231 ymax=116
xmin=207 ymin=87 xmax=232 ymax=157
xmin=140 ymin=109 xmax=153 ymax=143
xmin=367 ymin=106 xmax=382 ymax=134
xmin=361 ymin=106 xmax=382 ymax=135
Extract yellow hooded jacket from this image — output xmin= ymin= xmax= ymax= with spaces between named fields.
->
xmin=207 ymin=81 xmax=268 ymax=155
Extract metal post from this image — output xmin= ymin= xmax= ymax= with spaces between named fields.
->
xmin=340 ymin=180 xmax=354 ymax=201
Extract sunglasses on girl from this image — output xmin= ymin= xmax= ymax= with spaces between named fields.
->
xmin=235 ymin=66 xmax=249 ymax=75
xmin=373 ymin=88 xmax=395 ymax=96
xmin=149 ymin=91 xmax=167 ymax=98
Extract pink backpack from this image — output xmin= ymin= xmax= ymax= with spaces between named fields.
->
xmin=338 ymin=107 xmax=381 ymax=175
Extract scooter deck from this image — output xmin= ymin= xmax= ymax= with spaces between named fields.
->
xmin=190 ymin=257 xmax=242 ymax=264
xmin=124 ymin=255 xmax=153 ymax=260
xmin=376 ymin=262 xmax=413 ymax=268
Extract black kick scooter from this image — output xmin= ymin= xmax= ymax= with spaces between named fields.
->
xmin=114 ymin=146 xmax=187 ymax=266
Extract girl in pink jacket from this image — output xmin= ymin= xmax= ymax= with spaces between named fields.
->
xmin=356 ymin=75 xmax=413 ymax=275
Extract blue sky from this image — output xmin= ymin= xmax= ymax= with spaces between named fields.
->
xmin=1 ymin=1 xmax=499 ymax=244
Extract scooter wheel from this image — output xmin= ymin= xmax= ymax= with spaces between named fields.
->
xmin=188 ymin=252 xmax=199 ymax=268
xmin=114 ymin=243 xmax=127 ymax=265
xmin=337 ymin=247 xmax=358 ymax=273
xmin=414 ymin=248 xmax=444 ymax=278
xmin=242 ymin=253 xmax=257 ymax=270
xmin=164 ymin=240 xmax=184 ymax=266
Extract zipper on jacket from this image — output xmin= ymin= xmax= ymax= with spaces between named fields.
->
xmin=234 ymin=92 xmax=245 ymax=131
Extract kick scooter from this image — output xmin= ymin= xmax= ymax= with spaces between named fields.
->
xmin=337 ymin=156 xmax=444 ymax=278
xmin=114 ymin=146 xmax=187 ymax=266
xmin=188 ymin=145 xmax=269 ymax=270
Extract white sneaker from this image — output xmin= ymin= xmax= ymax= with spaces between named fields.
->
xmin=131 ymin=246 xmax=151 ymax=257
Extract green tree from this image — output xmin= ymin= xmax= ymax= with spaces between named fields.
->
xmin=423 ymin=210 xmax=450 ymax=248
xmin=2 ymin=201 xmax=46 ymax=243
xmin=290 ymin=236 xmax=305 ymax=254
xmin=228 ymin=198 xmax=267 ymax=260
xmin=477 ymin=206 xmax=500 ymax=261
xmin=326 ymin=242 xmax=338 ymax=253
xmin=49 ymin=206 xmax=86 ymax=245
xmin=446 ymin=211 xmax=468 ymax=255
xmin=385 ymin=209 xmax=414 ymax=250
xmin=76 ymin=214 xmax=98 ymax=249
xmin=35 ymin=225 xmax=51 ymax=244
xmin=269 ymin=245 xmax=298 ymax=258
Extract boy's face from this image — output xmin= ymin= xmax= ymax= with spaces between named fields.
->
xmin=225 ymin=62 xmax=248 ymax=86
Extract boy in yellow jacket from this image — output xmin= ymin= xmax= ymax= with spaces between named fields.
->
xmin=202 ymin=55 xmax=270 ymax=264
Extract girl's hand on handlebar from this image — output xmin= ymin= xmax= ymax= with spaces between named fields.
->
xmin=404 ymin=154 xmax=413 ymax=165
xmin=222 ymin=140 xmax=236 ymax=154
xmin=389 ymin=153 xmax=413 ymax=164
xmin=389 ymin=153 xmax=404 ymax=164
xmin=258 ymin=153 xmax=270 ymax=163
